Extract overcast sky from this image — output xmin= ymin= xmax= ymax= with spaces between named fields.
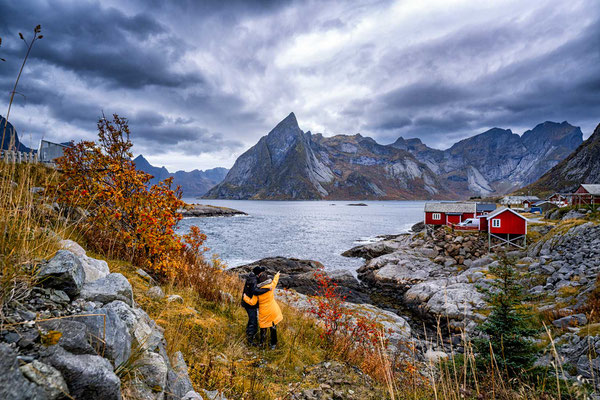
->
xmin=1 ymin=0 xmax=598 ymax=171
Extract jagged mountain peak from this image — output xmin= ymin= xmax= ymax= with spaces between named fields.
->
xmin=524 ymin=122 xmax=600 ymax=195
xmin=267 ymin=112 xmax=300 ymax=137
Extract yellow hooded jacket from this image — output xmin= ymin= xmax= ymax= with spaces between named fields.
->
xmin=243 ymin=272 xmax=283 ymax=328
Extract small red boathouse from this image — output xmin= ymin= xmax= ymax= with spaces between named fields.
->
xmin=486 ymin=207 xmax=528 ymax=249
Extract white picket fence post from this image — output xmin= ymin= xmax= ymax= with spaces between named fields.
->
xmin=0 ymin=149 xmax=41 ymax=164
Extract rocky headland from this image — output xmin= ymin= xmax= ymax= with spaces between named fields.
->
xmin=178 ymin=203 xmax=247 ymax=218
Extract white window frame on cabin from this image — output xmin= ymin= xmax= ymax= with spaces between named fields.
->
xmin=432 ymin=213 xmax=441 ymax=220
xmin=492 ymin=219 xmax=501 ymax=228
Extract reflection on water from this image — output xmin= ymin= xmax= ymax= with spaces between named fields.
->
xmin=178 ymin=199 xmax=425 ymax=273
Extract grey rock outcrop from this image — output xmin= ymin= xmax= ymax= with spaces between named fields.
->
xmin=59 ymin=239 xmax=109 ymax=282
xmin=38 ymin=250 xmax=85 ymax=298
xmin=79 ymin=273 xmax=134 ymax=306
xmin=77 ymin=308 xmax=132 ymax=366
xmin=0 ymin=343 xmax=49 ymax=400
xmin=166 ymin=352 xmax=195 ymax=400
xmin=39 ymin=319 xmax=95 ymax=355
xmin=19 ymin=360 xmax=69 ymax=400
xmin=44 ymin=346 xmax=122 ymax=400
xmin=2 ymin=239 xmax=202 ymax=400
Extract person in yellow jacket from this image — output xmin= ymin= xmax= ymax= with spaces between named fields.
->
xmin=243 ymin=271 xmax=282 ymax=349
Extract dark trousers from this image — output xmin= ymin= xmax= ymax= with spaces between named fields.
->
xmin=245 ymin=308 xmax=258 ymax=344
xmin=260 ymin=325 xmax=277 ymax=347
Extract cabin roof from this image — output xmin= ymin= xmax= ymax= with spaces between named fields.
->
xmin=580 ymin=184 xmax=600 ymax=195
xmin=486 ymin=207 xmax=528 ymax=221
xmin=424 ymin=202 xmax=476 ymax=213
xmin=500 ymin=195 xmax=539 ymax=204
xmin=40 ymin=139 xmax=71 ymax=148
xmin=476 ymin=203 xmax=496 ymax=212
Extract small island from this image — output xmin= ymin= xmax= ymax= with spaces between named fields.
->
xmin=178 ymin=203 xmax=247 ymax=217
xmin=347 ymin=203 xmax=368 ymax=206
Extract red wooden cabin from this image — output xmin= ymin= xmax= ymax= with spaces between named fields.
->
xmin=485 ymin=207 xmax=528 ymax=249
xmin=548 ymin=193 xmax=568 ymax=207
xmin=424 ymin=202 xmax=476 ymax=226
xmin=571 ymin=184 xmax=600 ymax=207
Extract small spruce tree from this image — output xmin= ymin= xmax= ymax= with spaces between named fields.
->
xmin=475 ymin=255 xmax=538 ymax=376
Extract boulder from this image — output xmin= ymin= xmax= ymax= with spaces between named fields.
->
xmin=38 ymin=250 xmax=85 ymax=298
xmin=136 ymin=268 xmax=156 ymax=285
xmin=202 ymin=390 xmax=228 ymax=400
xmin=59 ymin=239 xmax=85 ymax=257
xmin=410 ymin=221 xmax=426 ymax=233
xmin=182 ymin=392 xmax=204 ymax=400
xmin=166 ymin=351 xmax=195 ymax=400
xmin=147 ymin=286 xmax=165 ymax=299
xmin=341 ymin=237 xmax=409 ymax=260
xmin=137 ymin=352 xmax=168 ymax=393
xmin=167 ymin=295 xmax=184 ymax=304
xmin=19 ymin=360 xmax=70 ymax=400
xmin=419 ymin=248 xmax=439 ymax=258
xmin=424 ymin=349 xmax=449 ymax=364
xmin=0 ymin=343 xmax=48 ymax=400
xmin=59 ymin=240 xmax=109 ymax=283
xmin=80 ymin=257 xmax=110 ymax=283
xmin=561 ymin=210 xmax=586 ymax=221
xmin=79 ymin=273 xmax=134 ymax=306
xmin=103 ymin=301 xmax=163 ymax=351
xmin=425 ymin=284 xmax=485 ymax=321
xmin=39 ymin=319 xmax=95 ymax=355
xmin=552 ymin=314 xmax=588 ymax=329
xmin=77 ymin=308 xmax=132 ymax=366
xmin=44 ymin=346 xmax=121 ymax=400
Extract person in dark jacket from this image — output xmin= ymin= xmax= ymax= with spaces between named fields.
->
xmin=241 ymin=266 xmax=269 ymax=346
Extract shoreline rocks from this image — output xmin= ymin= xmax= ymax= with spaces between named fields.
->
xmin=179 ymin=203 xmax=247 ymax=218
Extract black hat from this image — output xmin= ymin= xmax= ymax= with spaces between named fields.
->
xmin=252 ymin=266 xmax=266 ymax=275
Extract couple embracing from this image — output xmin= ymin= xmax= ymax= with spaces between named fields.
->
xmin=241 ymin=266 xmax=283 ymax=349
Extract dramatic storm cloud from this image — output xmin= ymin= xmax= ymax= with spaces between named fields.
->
xmin=0 ymin=0 xmax=598 ymax=170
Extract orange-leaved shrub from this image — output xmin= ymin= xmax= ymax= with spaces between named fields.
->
xmin=54 ymin=114 xmax=213 ymax=283
xmin=309 ymin=269 xmax=384 ymax=356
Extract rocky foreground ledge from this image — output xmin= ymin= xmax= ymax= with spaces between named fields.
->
xmin=178 ymin=203 xmax=247 ymax=218
xmin=0 ymin=240 xmax=212 ymax=400
xmin=343 ymin=220 xmax=600 ymax=384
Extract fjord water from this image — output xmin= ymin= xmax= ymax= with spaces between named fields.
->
xmin=179 ymin=200 xmax=425 ymax=273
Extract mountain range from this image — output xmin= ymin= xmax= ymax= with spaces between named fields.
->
xmin=204 ymin=113 xmax=583 ymax=200
xmin=133 ymin=155 xmax=228 ymax=197
xmin=1 ymin=116 xmax=32 ymax=152
xmin=523 ymin=122 xmax=600 ymax=196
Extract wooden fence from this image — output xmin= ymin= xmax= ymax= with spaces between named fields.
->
xmin=1 ymin=150 xmax=39 ymax=164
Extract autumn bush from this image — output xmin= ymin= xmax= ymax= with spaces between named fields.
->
xmin=309 ymin=269 xmax=399 ymax=377
xmin=54 ymin=114 xmax=221 ymax=294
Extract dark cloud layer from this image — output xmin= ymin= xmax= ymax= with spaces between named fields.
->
xmin=0 ymin=0 xmax=598 ymax=169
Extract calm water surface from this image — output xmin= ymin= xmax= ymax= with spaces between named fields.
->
xmin=178 ymin=200 xmax=425 ymax=273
